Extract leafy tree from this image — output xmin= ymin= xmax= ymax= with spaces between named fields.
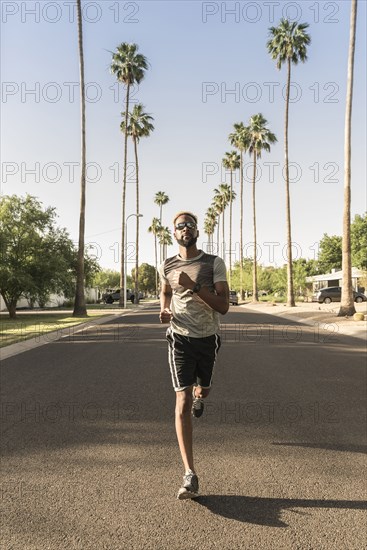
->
xmin=267 ymin=18 xmax=311 ymax=307
xmin=131 ymin=263 xmax=156 ymax=294
xmin=110 ymin=43 xmax=148 ymax=305
xmin=0 ymin=195 xmax=99 ymax=318
xmin=351 ymin=213 xmax=367 ymax=269
xmin=73 ymin=0 xmax=87 ymax=317
xmin=231 ymin=259 xmax=253 ymax=293
xmin=317 ymin=234 xmax=342 ymax=273
xmin=292 ymin=258 xmax=318 ymax=295
xmin=92 ymin=269 xmax=120 ymax=291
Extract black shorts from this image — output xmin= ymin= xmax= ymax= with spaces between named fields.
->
xmin=166 ymin=327 xmax=221 ymax=392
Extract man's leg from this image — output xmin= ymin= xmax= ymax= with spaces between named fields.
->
xmin=175 ymin=387 xmax=195 ymax=472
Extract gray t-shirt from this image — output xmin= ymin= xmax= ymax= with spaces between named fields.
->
xmin=158 ymin=250 xmax=227 ymax=338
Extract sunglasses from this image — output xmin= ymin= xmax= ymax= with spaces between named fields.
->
xmin=175 ymin=221 xmax=197 ymax=231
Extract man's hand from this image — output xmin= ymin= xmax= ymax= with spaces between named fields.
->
xmin=172 ymin=270 xmax=194 ymax=290
xmin=159 ymin=308 xmax=173 ymax=323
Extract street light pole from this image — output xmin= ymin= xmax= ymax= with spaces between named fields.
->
xmin=124 ymin=213 xmax=143 ymax=309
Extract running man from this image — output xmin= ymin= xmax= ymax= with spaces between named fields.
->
xmin=159 ymin=211 xmax=229 ymax=499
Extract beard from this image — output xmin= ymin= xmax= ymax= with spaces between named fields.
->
xmin=176 ymin=235 xmax=198 ymax=248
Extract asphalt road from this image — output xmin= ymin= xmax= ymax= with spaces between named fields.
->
xmin=1 ymin=304 xmax=366 ymax=550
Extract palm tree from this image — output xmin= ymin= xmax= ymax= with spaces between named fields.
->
xmin=213 ymin=184 xmax=232 ymax=261
xmin=204 ymin=206 xmax=218 ymax=253
xmin=267 ymin=18 xmax=310 ymax=307
xmin=222 ymin=151 xmax=240 ymax=286
xmin=148 ymin=217 xmax=162 ymax=297
xmin=247 ymin=114 xmax=277 ymax=302
xmin=121 ymin=104 xmax=154 ymax=304
xmin=110 ymin=43 xmax=148 ymax=305
xmin=154 ymin=191 xmax=169 ymax=224
xmin=229 ymin=122 xmax=250 ymax=299
xmin=73 ymin=0 xmax=87 ymax=317
xmin=338 ymin=0 xmax=358 ymax=317
xmin=154 ymin=191 xmax=169 ymax=262
xmin=158 ymin=226 xmax=173 ymax=261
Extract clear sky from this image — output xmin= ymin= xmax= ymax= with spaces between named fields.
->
xmin=1 ymin=0 xmax=366 ymax=274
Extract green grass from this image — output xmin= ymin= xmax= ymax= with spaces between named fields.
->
xmin=0 ymin=312 xmax=110 ymax=348
xmin=256 ymin=294 xmax=287 ymax=303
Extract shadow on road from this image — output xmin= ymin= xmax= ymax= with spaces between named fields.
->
xmin=195 ymin=494 xmax=366 ymax=527
xmin=272 ymin=442 xmax=367 ymax=454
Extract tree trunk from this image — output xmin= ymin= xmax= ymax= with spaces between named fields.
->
xmin=229 ymin=169 xmax=233 ymax=288
xmin=8 ymin=301 xmax=17 ymax=320
xmin=216 ymin=215 xmax=220 ymax=256
xmin=159 ymin=204 xmax=163 ymax=263
xmin=73 ymin=0 xmax=87 ymax=317
xmin=133 ymin=136 xmax=140 ymax=305
xmin=239 ymin=150 xmax=244 ymax=299
xmin=120 ymin=83 xmax=130 ymax=306
xmin=252 ymin=153 xmax=258 ymax=302
xmin=154 ymin=235 xmax=158 ymax=298
xmin=2 ymin=292 xmax=18 ymax=319
xmin=285 ymin=58 xmax=295 ymax=307
xmin=338 ymin=0 xmax=357 ymax=317
xmin=222 ymin=209 xmax=225 ymax=262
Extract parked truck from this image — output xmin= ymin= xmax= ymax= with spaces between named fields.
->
xmin=102 ymin=289 xmax=142 ymax=304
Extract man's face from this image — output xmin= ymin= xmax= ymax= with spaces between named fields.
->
xmin=174 ymin=215 xmax=199 ymax=248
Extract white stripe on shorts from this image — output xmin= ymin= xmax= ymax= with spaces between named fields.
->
xmin=167 ymin=327 xmax=179 ymax=389
xmin=207 ymin=333 xmax=220 ymax=388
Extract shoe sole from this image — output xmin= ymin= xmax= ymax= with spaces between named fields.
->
xmin=177 ymin=489 xmax=199 ymax=500
xmin=192 ymin=403 xmax=204 ymax=418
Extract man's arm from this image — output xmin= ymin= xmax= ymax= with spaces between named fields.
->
xmin=194 ymin=281 xmax=229 ymax=315
xmin=159 ymin=282 xmax=173 ymax=323
xmin=172 ymin=271 xmax=229 ymax=315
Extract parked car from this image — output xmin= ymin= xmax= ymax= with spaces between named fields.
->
xmin=102 ymin=289 xmax=143 ymax=304
xmin=229 ymin=290 xmax=238 ymax=305
xmin=313 ymin=286 xmax=367 ymax=304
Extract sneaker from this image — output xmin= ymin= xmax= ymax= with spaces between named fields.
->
xmin=177 ymin=471 xmax=199 ymax=500
xmin=192 ymin=389 xmax=204 ymax=418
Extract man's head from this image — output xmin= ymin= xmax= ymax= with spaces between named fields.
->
xmin=173 ymin=211 xmax=199 ymax=248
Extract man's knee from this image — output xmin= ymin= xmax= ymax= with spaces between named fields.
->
xmin=175 ymin=387 xmax=193 ymax=415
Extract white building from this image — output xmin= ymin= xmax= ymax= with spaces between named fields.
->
xmin=306 ymin=267 xmax=365 ymax=292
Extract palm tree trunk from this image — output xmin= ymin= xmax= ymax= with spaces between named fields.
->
xmin=252 ymin=153 xmax=258 ymax=302
xmin=73 ymin=0 xmax=87 ymax=317
xmin=120 ymin=83 xmax=130 ymax=306
xmin=229 ymin=169 xmax=233 ymax=288
xmin=285 ymin=59 xmax=295 ymax=307
xmin=338 ymin=0 xmax=357 ymax=317
xmin=222 ymin=209 xmax=225 ymax=262
xmin=134 ymin=136 xmax=140 ymax=305
xmin=217 ymin=214 xmax=220 ymax=256
xmin=159 ymin=204 xmax=163 ymax=263
xmin=154 ymin=235 xmax=158 ymax=297
xmin=239 ymin=150 xmax=244 ymax=299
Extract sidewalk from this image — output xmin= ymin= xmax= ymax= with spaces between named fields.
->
xmin=240 ymin=301 xmax=367 ymax=341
